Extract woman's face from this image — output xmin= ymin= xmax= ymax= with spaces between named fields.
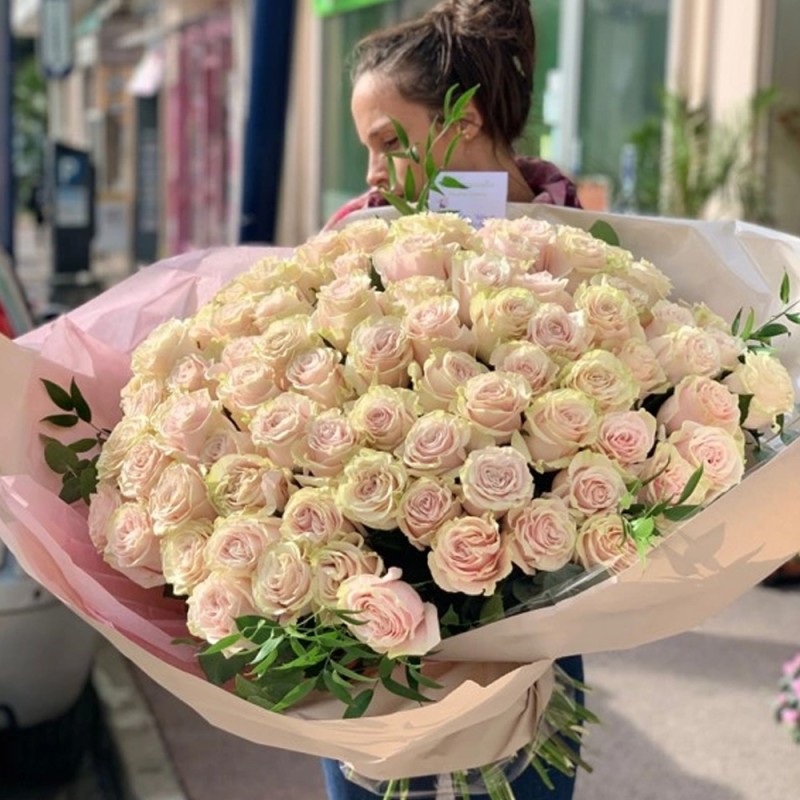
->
xmin=351 ymin=71 xmax=466 ymax=198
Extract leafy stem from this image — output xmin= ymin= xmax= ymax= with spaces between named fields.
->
xmin=731 ymin=270 xmax=800 ymax=348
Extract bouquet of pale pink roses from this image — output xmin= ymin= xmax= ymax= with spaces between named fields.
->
xmin=3 ymin=206 xmax=800 ymax=798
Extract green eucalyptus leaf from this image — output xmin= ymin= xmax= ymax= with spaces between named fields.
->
xmin=41 ymin=413 xmax=79 ymax=428
xmin=198 ymin=649 xmax=251 ymax=685
xmin=731 ymin=307 xmax=742 ymax=336
xmin=439 ymin=175 xmax=467 ymax=189
xmin=380 ymin=673 xmax=433 ymax=704
xmin=741 ymin=308 xmax=756 ymax=340
xmin=344 ymin=689 xmax=374 ymax=719
xmin=780 ymin=271 xmax=791 ymax=305
xmin=381 ymin=191 xmax=416 ymax=217
xmin=676 ymin=465 xmax=704 ymax=505
xmin=738 ymin=393 xmax=754 ymax=425
xmin=70 ymin=437 xmax=100 ymax=453
xmin=59 ymin=476 xmax=83 ymax=505
xmin=662 ymin=504 xmax=700 ymax=522
xmin=755 ymin=322 xmax=789 ymax=340
xmin=403 ymin=168 xmax=417 ymax=202
xmin=69 ymin=379 xmax=92 ymax=423
xmin=44 ymin=440 xmax=79 ymax=474
xmin=79 ymin=465 xmax=98 ymax=502
xmin=323 ymin=670 xmax=353 ymax=705
xmin=588 ymin=220 xmax=620 ymax=247
xmin=270 ymin=678 xmax=318 ymax=713
xmin=41 ymin=379 xmax=74 ymax=411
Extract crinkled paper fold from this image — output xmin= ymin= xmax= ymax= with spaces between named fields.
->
xmin=2 ymin=210 xmax=800 ymax=779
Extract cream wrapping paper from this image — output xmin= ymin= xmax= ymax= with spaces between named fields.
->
xmin=1 ymin=208 xmax=800 ymax=780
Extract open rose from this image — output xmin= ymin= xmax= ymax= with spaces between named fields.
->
xmin=476 ymin=216 xmax=556 ymax=271
xmin=252 ymin=540 xmax=314 ymax=624
xmin=470 ymin=287 xmax=538 ymax=361
xmin=281 ymin=487 xmax=355 ymax=544
xmin=166 ymin=353 xmax=213 ymax=394
xmin=398 ymin=478 xmax=462 ymax=549
xmin=206 ymin=454 xmax=292 ymax=516
xmin=512 ymin=270 xmax=573 ymax=309
xmin=292 ymin=409 xmax=362 ymax=479
xmin=285 ymin=347 xmax=352 ymax=409
xmin=380 ymin=275 xmax=451 ymax=316
xmin=551 ymin=226 xmax=613 ymax=284
xmin=616 ymin=339 xmax=670 ymax=398
xmin=153 ymin=389 xmax=231 ymax=458
xmin=576 ymin=513 xmax=639 ymax=573
xmin=335 ymin=450 xmax=408 ymax=530
xmin=197 ymin=429 xmax=253 ymax=470
xmin=505 ymin=497 xmax=577 ymax=573
xmin=573 ymin=282 xmax=644 ymax=351
xmin=648 ymin=326 xmax=721 ymax=385
xmin=104 ymin=502 xmax=164 ymax=588
xmin=551 ymin=451 xmax=627 ymax=517
xmin=644 ymin=300 xmax=696 ymax=338
xmin=558 ymin=350 xmax=639 ymax=414
xmin=96 ymin=415 xmax=150 ymax=483
xmin=88 ymin=481 xmax=123 ymax=552
xmin=345 ymin=316 xmax=414 ymax=393
xmin=313 ymin=273 xmax=383 ymax=350
xmin=310 ymin=533 xmax=383 ymax=611
xmin=339 ymin=217 xmax=390 ymax=252
xmin=657 ymin=375 xmax=741 ymax=435
xmin=186 ymin=572 xmax=258 ymax=646
xmin=348 ymin=385 xmax=419 ymax=451
xmin=249 ymin=393 xmax=319 ymax=468
xmin=337 ymin=567 xmax=441 ymax=658
xmin=489 ymin=341 xmax=558 ymax=395
xmin=389 ymin=211 xmax=476 ymax=246
xmin=259 ymin=314 xmax=317 ymax=372
xmin=429 ymin=515 xmax=512 ymax=596
xmin=118 ymin=435 xmax=172 ymax=499
xmin=524 ymin=389 xmax=600 ymax=470
xmin=372 ymin=233 xmax=459 ymax=283
xmin=160 ymin=519 xmax=213 ymax=596
xmin=640 ymin=442 xmax=710 ymax=506
xmin=216 ymin=360 xmax=282 ymax=426
xmin=459 ymin=446 xmax=534 ymax=516
xmin=451 ymin=251 xmax=514 ymax=322
xmin=595 ymin=409 xmax=657 ymax=466
xmin=724 ymin=351 xmax=796 ymax=431
xmin=400 ymin=411 xmax=473 ymax=477
xmin=120 ymin=375 xmax=166 ymax=418
xmin=205 ymin=512 xmax=282 ymax=576
xmin=410 ymin=349 xmax=488 ymax=413
xmin=131 ymin=318 xmax=200 ymax=378
xmin=150 ymin=462 xmax=215 ymax=536
xmin=253 ymin=286 xmax=314 ymax=332
xmin=455 ymin=371 xmax=531 ymax=443
xmin=527 ymin=303 xmax=592 ymax=361
xmin=404 ymin=294 xmax=475 ymax=363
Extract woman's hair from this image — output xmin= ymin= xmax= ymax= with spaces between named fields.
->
xmin=350 ymin=0 xmax=536 ymax=151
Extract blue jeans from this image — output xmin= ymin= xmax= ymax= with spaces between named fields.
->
xmin=322 ymin=655 xmax=584 ymax=799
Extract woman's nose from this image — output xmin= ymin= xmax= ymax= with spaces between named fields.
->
xmin=366 ymin=152 xmax=389 ymax=190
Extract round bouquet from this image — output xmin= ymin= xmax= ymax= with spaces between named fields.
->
xmin=6 ymin=206 xmax=800 ymax=798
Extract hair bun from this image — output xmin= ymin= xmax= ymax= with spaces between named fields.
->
xmin=446 ymin=0 xmax=533 ymax=41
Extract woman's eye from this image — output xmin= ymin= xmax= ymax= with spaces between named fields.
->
xmin=382 ymin=138 xmax=399 ymax=152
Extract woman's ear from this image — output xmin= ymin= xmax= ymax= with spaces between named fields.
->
xmin=458 ymin=100 xmax=484 ymax=140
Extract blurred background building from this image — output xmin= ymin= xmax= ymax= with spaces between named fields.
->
xmin=3 ymin=0 xmax=800 ymax=285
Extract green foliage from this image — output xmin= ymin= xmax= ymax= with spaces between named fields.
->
xmin=588 ymin=220 xmax=620 ymax=247
xmin=40 ymin=378 xmax=109 ymax=504
xmin=732 ymin=270 xmax=800 ymax=353
xmin=381 ymin=84 xmax=479 ymax=214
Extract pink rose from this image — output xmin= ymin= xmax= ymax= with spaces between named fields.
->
xmin=206 ymin=454 xmax=293 ymax=516
xmin=329 ymin=251 xmax=375 ymax=279
xmin=285 ymin=347 xmax=352 ymax=409
xmin=88 ymin=481 xmax=123 ymax=552
xmin=253 ymin=286 xmax=314 ymax=332
xmin=504 ymin=497 xmax=577 ymax=573
xmin=259 ymin=314 xmax=316 ymax=372
xmin=337 ymin=567 xmax=441 ymax=658
xmin=313 ymin=273 xmax=383 ymax=350
xmin=104 ymin=502 xmax=165 ymax=588
xmin=120 ymin=376 xmax=166 ymax=418
xmin=476 ymin=217 xmax=556 ymax=271
xmin=404 ymin=295 xmax=476 ymax=363
xmin=372 ymin=233 xmax=459 ymax=283
xmin=166 ymin=353 xmax=212 ymax=394
xmin=451 ymin=251 xmax=514 ymax=322
xmin=398 ymin=478 xmax=462 ymax=549
xmin=429 ymin=515 xmax=512 ymax=596
xmin=456 ymin=371 xmax=531 ymax=443
xmin=573 ymin=283 xmax=645 ymax=351
xmin=400 ymin=411 xmax=473 ymax=477
xmin=410 ymin=349 xmax=488 ymax=413
xmin=186 ymin=572 xmax=258 ymax=646
xmin=249 ymin=393 xmax=319 ymax=469
xmin=595 ymin=409 xmax=657 ymax=466
xmin=345 ymin=316 xmax=414 ymax=393
xmin=281 ymin=487 xmax=355 ymax=544
xmin=252 ymin=540 xmax=314 ymax=624
xmin=150 ymin=462 xmax=215 ymax=536
xmin=551 ymin=451 xmax=627 ymax=516
xmin=640 ymin=442 xmax=710 ymax=507
xmin=118 ymin=435 xmax=171 ymax=499
xmin=205 ymin=512 xmax=282 ymax=576
xmin=489 ymin=341 xmax=558 ymax=396
xmin=292 ymin=409 xmax=362 ymax=478
xmin=615 ymin=340 xmax=670 ymax=398
xmin=160 ymin=519 xmax=213 ymax=596
xmin=512 ymin=270 xmax=573 ymax=309
xmin=558 ymin=350 xmax=640 ymax=414
xmin=339 ymin=217 xmax=390 ymax=252
xmin=153 ymin=389 xmax=230 ymax=458
xmin=576 ymin=513 xmax=639 ymax=573
xmin=459 ymin=446 xmax=534 ymax=516
xmin=470 ymin=287 xmax=538 ymax=361
xmin=657 ymin=375 xmax=741 ymax=436
xmin=310 ymin=533 xmax=384 ymax=612
xmin=131 ymin=319 xmax=200 ymax=378
xmin=648 ymin=326 xmax=722 ymax=385
xmin=551 ymin=226 xmax=612 ymax=283
xmin=527 ymin=303 xmax=592 ymax=361
xmin=217 ymin=360 xmax=284 ymax=426
xmin=724 ymin=351 xmax=796 ymax=431
xmin=197 ymin=429 xmax=253 ymax=470
xmin=524 ymin=389 xmax=600 ymax=470
xmin=335 ymin=450 xmax=408 ymax=530
xmin=348 ymin=386 xmax=419 ymax=451
xmin=644 ymin=300 xmax=696 ymax=338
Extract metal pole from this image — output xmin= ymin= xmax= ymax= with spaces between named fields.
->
xmin=0 ymin=0 xmax=14 ymax=263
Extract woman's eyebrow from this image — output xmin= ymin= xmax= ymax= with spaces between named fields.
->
xmin=367 ymin=120 xmax=394 ymax=141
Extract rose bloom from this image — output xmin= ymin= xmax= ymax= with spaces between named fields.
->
xmin=206 ymin=453 xmax=292 ymax=516
xmin=429 ymin=515 xmax=512 ymax=596
xmin=285 ymin=347 xmax=352 ymax=409
xmin=150 ymin=461 xmax=215 ymax=536
xmin=450 ymin=251 xmax=514 ymax=322
xmin=389 ymin=211 xmax=476 ymax=247
xmin=209 ymin=294 xmax=261 ymax=340
xmin=459 ymin=446 xmax=534 ymax=516
xmin=243 ymin=254 xmax=324 ymax=298
xmin=249 ymin=393 xmax=319 ymax=468
xmin=724 ymin=351 xmax=796 ymax=431
xmin=648 ymin=326 xmax=722 ymax=385
xmin=615 ymin=339 xmax=670 ymax=398
xmin=644 ymin=300 xmax=696 ymax=339
xmin=88 ymin=481 xmax=123 ymax=552
xmin=524 ymin=388 xmax=600 ymax=470
xmin=96 ymin=415 xmax=150 ymax=483
xmin=104 ymin=502 xmax=164 ymax=588
xmin=380 ymin=275 xmax=451 ymax=316
xmin=551 ymin=450 xmax=628 ymax=517
xmin=595 ymin=409 xmax=657 ymax=466
xmin=470 ymin=287 xmax=539 ymax=361
xmin=313 ymin=273 xmax=383 ymax=350
xmin=512 ymin=269 xmax=573 ymax=309
xmin=216 ymin=360 xmax=283 ymax=427
xmin=295 ymin=228 xmax=350 ymax=267
xmin=118 ymin=434 xmax=171 ymax=499
xmin=205 ymin=511 xmax=282 ymax=576
xmin=166 ymin=353 xmax=213 ymax=394
xmin=160 ymin=519 xmax=213 ymax=596
xmin=152 ymin=389 xmax=231 ymax=458
xmin=707 ymin=328 xmax=746 ymax=372
xmin=657 ymin=375 xmax=741 ymax=435
xmin=259 ymin=314 xmax=318 ymax=372
xmin=669 ymin=422 xmax=745 ymax=500
xmin=120 ymin=375 xmax=166 ymax=417
xmin=573 ymin=282 xmax=645 ymax=351
xmin=551 ymin=226 xmax=611 ymax=283
xmin=575 ymin=513 xmax=639 ymax=573
xmin=252 ymin=286 xmax=314 ymax=333
xmin=339 ymin=216 xmax=390 ymax=252
xmin=336 ymin=450 xmax=408 ymax=530
xmin=186 ymin=572 xmax=258 ymax=646
xmin=623 ymin=258 xmax=672 ymax=306
xmin=215 ymin=335 xmax=264 ymax=371
xmin=476 ymin=216 xmax=556 ymax=271
xmin=397 ymin=478 xmax=462 ymax=550
xmin=345 ymin=316 xmax=414 ymax=393
xmin=252 ymin=540 xmax=314 ymax=624
xmin=455 ymin=371 xmax=532 ymax=443
xmin=410 ymin=349 xmax=488 ymax=413
xmin=558 ymin=350 xmax=640 ymax=414
xmin=131 ymin=318 xmax=200 ymax=378
xmin=281 ymin=486 xmax=355 ymax=544
xmin=404 ymin=294 xmax=476 ymax=363
xmin=310 ymin=532 xmax=384 ymax=612
xmin=292 ymin=409 xmax=362 ymax=479
xmin=527 ymin=303 xmax=592 ymax=361
xmin=504 ymin=496 xmax=577 ymax=573
xmin=348 ymin=385 xmax=419 ymax=451
xmin=371 ymin=233 xmax=459 ymax=283
xmin=400 ymin=411 xmax=473 ymax=477
xmin=197 ymin=429 xmax=253 ymax=470
xmin=489 ymin=341 xmax=558 ymax=396
xmin=640 ymin=441 xmax=710 ymax=507
xmin=337 ymin=567 xmax=441 ymax=658
xmin=328 ymin=251 xmax=373 ymax=279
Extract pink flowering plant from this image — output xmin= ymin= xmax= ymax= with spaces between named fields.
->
xmin=38 ymin=209 xmax=800 ymax=798
xmin=776 ymin=651 xmax=800 ymax=743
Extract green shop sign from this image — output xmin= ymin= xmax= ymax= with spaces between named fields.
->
xmin=312 ymin=0 xmax=394 ymax=16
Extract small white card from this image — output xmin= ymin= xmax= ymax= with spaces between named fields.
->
xmin=428 ymin=171 xmax=509 ymax=225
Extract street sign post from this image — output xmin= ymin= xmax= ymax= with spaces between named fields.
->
xmin=40 ymin=0 xmax=73 ymax=79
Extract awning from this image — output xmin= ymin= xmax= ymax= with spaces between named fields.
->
xmin=126 ymin=48 xmax=164 ymax=97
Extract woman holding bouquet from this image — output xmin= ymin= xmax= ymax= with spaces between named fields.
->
xmin=324 ymin=1 xmax=585 ymax=798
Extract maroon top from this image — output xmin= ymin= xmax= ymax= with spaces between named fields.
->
xmin=325 ymin=156 xmax=582 ymax=229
